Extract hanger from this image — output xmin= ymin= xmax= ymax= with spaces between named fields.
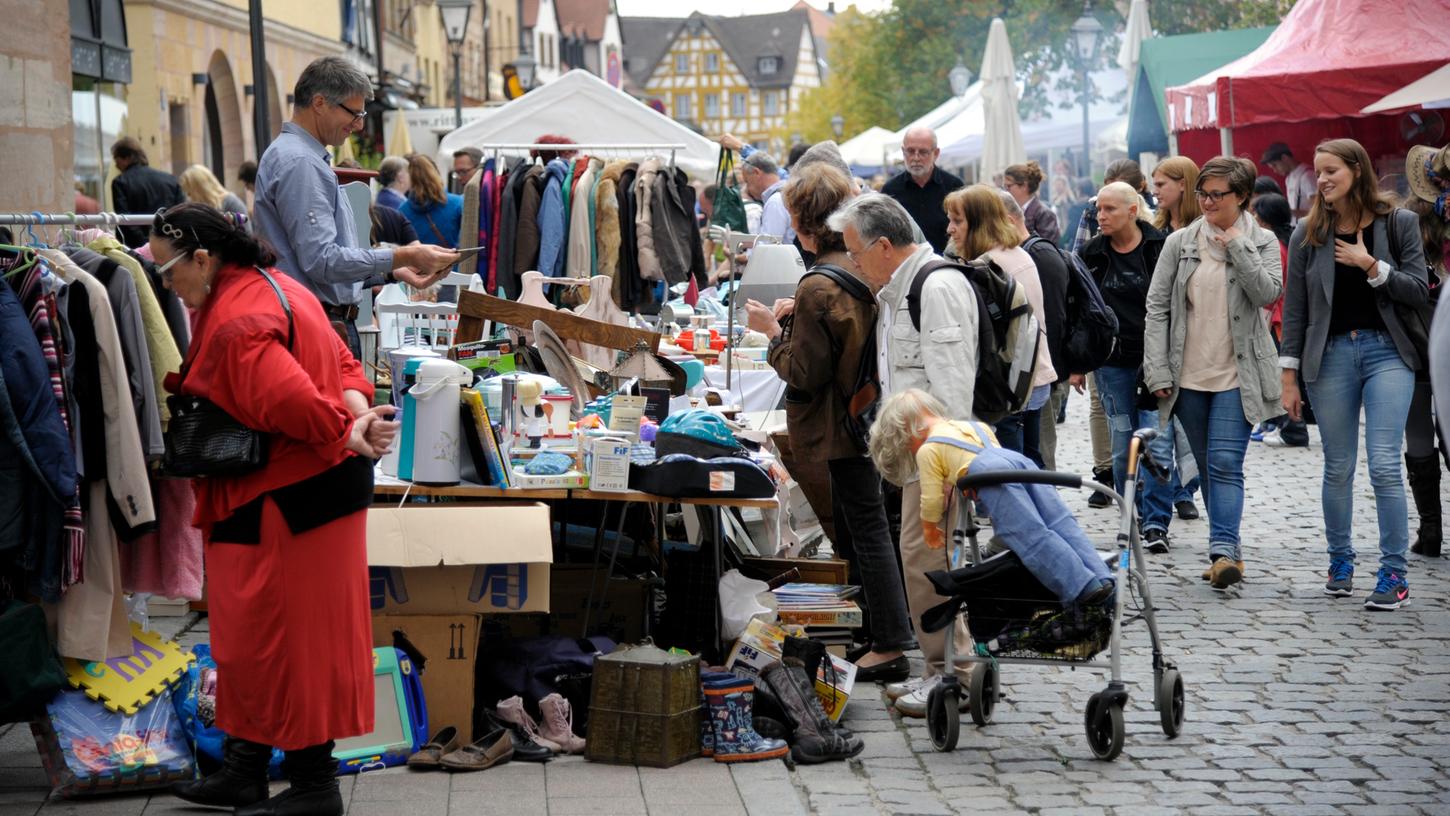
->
xmin=0 ymin=243 xmax=38 ymax=280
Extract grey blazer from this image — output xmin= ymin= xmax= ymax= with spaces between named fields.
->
xmin=1280 ymin=209 xmax=1428 ymax=382
xmin=1142 ymin=218 xmax=1284 ymax=426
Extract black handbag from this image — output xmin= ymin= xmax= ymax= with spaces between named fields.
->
xmin=162 ymin=267 xmax=294 ymax=478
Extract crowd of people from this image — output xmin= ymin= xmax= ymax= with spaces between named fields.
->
xmin=737 ymin=121 xmax=1445 ymax=719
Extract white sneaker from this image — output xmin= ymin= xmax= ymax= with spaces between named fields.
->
xmin=892 ymin=677 xmax=969 ymax=718
xmin=885 ymin=675 xmax=929 ymax=701
xmin=1261 ymin=428 xmax=1286 ymax=447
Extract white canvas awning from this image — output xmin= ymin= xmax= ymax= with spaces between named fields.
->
xmin=1361 ymin=62 xmax=1450 ymax=113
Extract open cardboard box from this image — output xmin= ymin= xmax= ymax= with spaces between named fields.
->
xmin=367 ymin=504 xmax=553 ymax=616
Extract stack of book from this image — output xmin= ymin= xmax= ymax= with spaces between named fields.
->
xmin=772 ymin=583 xmax=862 ymax=628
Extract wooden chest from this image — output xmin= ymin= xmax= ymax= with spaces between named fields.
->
xmin=585 ymin=641 xmax=701 ymax=768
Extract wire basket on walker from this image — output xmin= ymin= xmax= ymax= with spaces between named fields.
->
xmin=918 ymin=428 xmax=1186 ymax=761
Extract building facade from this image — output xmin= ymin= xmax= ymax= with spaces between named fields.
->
xmin=621 ymin=10 xmax=821 ymax=154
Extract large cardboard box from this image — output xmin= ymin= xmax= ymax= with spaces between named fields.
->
xmin=367 ymin=504 xmax=553 ymax=615
xmin=547 ymin=566 xmax=649 ymax=642
xmin=372 ymin=614 xmax=482 ymax=742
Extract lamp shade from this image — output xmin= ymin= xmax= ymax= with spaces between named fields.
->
xmin=438 ymin=0 xmax=473 ymax=46
xmin=514 ymin=51 xmax=537 ymax=89
xmin=1070 ymin=3 xmax=1104 ymax=65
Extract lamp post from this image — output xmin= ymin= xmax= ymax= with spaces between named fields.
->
xmin=830 ymin=113 xmax=844 ymax=138
xmin=514 ymin=48 xmax=537 ymax=92
xmin=438 ymin=0 xmax=474 ymax=129
xmin=1069 ymin=1 xmax=1103 ymax=178
xmin=948 ymin=56 xmax=972 ymax=98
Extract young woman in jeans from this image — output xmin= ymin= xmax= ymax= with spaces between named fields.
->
xmin=1143 ymin=157 xmax=1284 ymax=590
xmin=1280 ymin=139 xmax=1430 ymax=610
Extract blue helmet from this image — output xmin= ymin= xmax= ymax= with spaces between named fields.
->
xmin=656 ymin=410 xmax=744 ymax=458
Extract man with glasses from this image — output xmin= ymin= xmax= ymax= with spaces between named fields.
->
xmin=881 ymin=127 xmax=963 ymax=254
xmin=826 ymin=193 xmax=977 ymax=719
xmin=452 ymin=147 xmax=484 ymax=191
xmin=254 ymin=56 xmax=458 ymax=359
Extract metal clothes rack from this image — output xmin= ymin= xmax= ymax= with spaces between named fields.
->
xmin=478 ymin=143 xmax=686 ymax=170
xmin=0 ymin=212 xmax=163 ymax=227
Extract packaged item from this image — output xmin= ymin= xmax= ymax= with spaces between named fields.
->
xmin=31 ymin=686 xmax=194 ymax=798
xmin=725 ymin=619 xmax=856 ymax=722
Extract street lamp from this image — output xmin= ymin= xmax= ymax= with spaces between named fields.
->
xmin=830 ymin=113 xmax=844 ymax=138
xmin=514 ymin=48 xmax=537 ymax=92
xmin=948 ymin=57 xmax=973 ymax=97
xmin=1069 ymin=0 xmax=1103 ymax=179
xmin=438 ymin=0 xmax=474 ymax=129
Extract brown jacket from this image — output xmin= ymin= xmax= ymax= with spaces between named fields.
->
xmin=767 ymin=265 xmax=876 ymax=462
xmin=595 ymin=161 xmax=626 ymax=282
xmin=512 ymin=165 xmax=547 ymax=281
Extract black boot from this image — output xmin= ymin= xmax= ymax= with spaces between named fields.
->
xmin=1088 ymin=466 xmax=1113 ymax=508
xmin=781 ymin=636 xmax=835 ymax=691
xmin=170 ymin=737 xmax=270 ymax=808
xmin=760 ymin=659 xmax=863 ymax=764
xmin=235 ymin=742 xmax=342 ymax=816
xmin=1407 ymin=453 xmax=1443 ymax=557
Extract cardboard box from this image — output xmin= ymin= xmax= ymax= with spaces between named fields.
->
xmin=547 ymin=567 xmax=649 ymax=642
xmin=725 ymin=618 xmax=857 ymax=722
xmin=367 ymin=504 xmax=553 ymax=615
xmin=372 ymin=614 xmax=482 ymax=741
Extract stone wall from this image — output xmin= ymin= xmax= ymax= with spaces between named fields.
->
xmin=0 ymin=3 xmax=74 ymax=215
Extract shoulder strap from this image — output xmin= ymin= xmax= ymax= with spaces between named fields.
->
xmin=1386 ymin=207 xmax=1402 ymax=268
xmin=925 ymin=426 xmax=995 ymax=454
xmin=178 ymin=267 xmax=294 ymax=386
xmin=906 ymin=259 xmax=969 ymax=331
xmin=803 ymin=263 xmax=874 ymax=303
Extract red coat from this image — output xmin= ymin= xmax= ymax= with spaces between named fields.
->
xmin=170 ymin=263 xmax=376 ymax=750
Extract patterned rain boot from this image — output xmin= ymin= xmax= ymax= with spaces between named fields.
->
xmin=702 ymin=674 xmax=789 ymax=763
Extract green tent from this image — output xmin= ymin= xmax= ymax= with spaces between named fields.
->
xmin=1128 ymin=26 xmax=1276 ymax=159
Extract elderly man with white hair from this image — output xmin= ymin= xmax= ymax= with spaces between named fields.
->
xmin=881 ymin=126 xmax=963 ymax=253
xmin=1076 ymin=181 xmax=1179 ymax=554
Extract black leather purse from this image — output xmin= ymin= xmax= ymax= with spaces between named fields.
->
xmin=162 ymin=267 xmax=294 ymax=478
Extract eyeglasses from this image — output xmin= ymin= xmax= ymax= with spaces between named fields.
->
xmin=1194 ymin=189 xmax=1235 ymax=203
xmin=846 ymin=236 xmax=883 ymax=263
xmin=902 ymin=148 xmax=935 ymax=157
xmin=335 ymin=101 xmax=366 ymax=123
xmin=156 ymin=251 xmax=191 ymax=282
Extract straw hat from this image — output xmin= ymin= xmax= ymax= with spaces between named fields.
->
xmin=1406 ymin=144 xmax=1450 ymax=210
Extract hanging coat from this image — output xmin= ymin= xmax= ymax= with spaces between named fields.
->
xmin=634 ymin=159 xmax=664 ymax=283
xmin=595 ymin=161 xmax=626 ymax=285
xmin=566 ymin=159 xmax=601 ymax=279
xmin=510 ymin=165 xmax=547 ymax=291
xmin=538 ymin=159 xmax=570 ymax=278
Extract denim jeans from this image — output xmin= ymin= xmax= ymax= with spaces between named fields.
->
xmin=828 ymin=457 xmax=917 ymax=652
xmin=1173 ymin=388 xmax=1252 ymax=562
xmin=1093 ymin=366 xmax=1175 ymax=533
xmin=970 ymin=447 xmax=1112 ymax=604
xmin=1305 ymin=330 xmax=1414 ymax=576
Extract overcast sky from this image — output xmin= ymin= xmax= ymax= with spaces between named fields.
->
xmin=615 ymin=0 xmax=891 ymax=19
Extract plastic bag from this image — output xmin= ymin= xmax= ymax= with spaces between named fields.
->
xmin=718 ymin=569 xmax=776 ymax=641
xmin=173 ymin=644 xmax=285 ymax=778
xmin=31 ymin=686 xmax=195 ymax=798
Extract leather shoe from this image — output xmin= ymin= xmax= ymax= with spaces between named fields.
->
xmin=406 ymin=726 xmax=460 ymax=769
xmin=439 ymin=729 xmax=514 ymax=771
xmin=852 ymin=654 xmax=910 ymax=683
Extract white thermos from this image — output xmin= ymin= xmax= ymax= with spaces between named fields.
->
xmin=407 ymin=358 xmax=473 ymax=486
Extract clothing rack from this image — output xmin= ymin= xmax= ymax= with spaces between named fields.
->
xmin=0 ymin=212 xmax=161 ymax=227
xmin=479 ymin=143 xmax=686 ymax=170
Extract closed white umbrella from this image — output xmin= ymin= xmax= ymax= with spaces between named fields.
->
xmin=1118 ymin=0 xmax=1152 ymax=109
xmin=979 ymin=17 xmax=1025 ymax=182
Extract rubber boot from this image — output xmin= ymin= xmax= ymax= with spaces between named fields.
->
xmin=760 ymin=659 xmax=863 ymax=764
xmin=1088 ymin=466 xmax=1113 ymax=508
xmin=701 ymin=674 xmax=788 ymax=763
xmin=235 ymin=742 xmax=342 ymax=816
xmin=170 ymin=737 xmax=271 ymax=808
xmin=781 ymin=636 xmax=835 ymax=693
xmin=1407 ymin=453 xmax=1442 ymax=557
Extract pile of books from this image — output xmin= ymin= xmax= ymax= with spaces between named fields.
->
xmin=772 ymin=583 xmax=862 ymax=628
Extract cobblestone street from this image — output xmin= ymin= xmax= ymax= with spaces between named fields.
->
xmin=4 ymin=394 xmax=1448 ymax=815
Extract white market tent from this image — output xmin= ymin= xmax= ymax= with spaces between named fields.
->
xmin=936 ymin=67 xmax=1128 ymax=167
xmin=1361 ymin=62 xmax=1450 ymax=113
xmin=838 ymin=126 xmax=900 ymax=173
xmin=436 ymin=70 xmax=721 ymax=177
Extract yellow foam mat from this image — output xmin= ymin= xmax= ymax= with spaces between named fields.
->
xmin=63 ymin=622 xmax=195 ymax=715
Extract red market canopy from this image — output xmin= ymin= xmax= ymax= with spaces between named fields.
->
xmin=1166 ymin=0 xmax=1450 ymax=133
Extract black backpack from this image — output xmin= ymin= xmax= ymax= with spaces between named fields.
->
xmin=1023 ymin=236 xmax=1118 ymax=374
xmin=905 ymin=258 xmax=1039 ymax=423
xmin=801 ymin=263 xmax=880 ymax=448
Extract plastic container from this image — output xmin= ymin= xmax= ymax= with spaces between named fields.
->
xmin=407 ymin=359 xmax=473 ymax=485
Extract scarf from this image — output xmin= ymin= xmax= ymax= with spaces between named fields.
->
xmin=1199 ymin=211 xmax=1255 ymax=263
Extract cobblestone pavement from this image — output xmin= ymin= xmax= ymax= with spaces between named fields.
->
xmin=4 ymin=393 xmax=1448 ymax=815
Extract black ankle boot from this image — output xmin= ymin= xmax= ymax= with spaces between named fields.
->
xmin=236 ymin=742 xmax=342 ymax=816
xmin=170 ymin=737 xmax=271 ymax=808
xmin=1088 ymin=467 xmax=1113 ymax=508
xmin=1407 ymin=453 xmax=1442 ymax=557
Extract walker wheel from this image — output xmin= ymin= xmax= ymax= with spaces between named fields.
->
xmin=1084 ymin=692 xmax=1125 ymax=761
xmin=926 ymin=682 xmax=960 ymax=752
xmin=968 ymin=662 xmax=997 ymax=726
xmin=1158 ymin=669 xmax=1185 ymax=738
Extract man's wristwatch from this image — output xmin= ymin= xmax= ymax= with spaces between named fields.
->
xmin=384 ymin=269 xmax=398 ymax=284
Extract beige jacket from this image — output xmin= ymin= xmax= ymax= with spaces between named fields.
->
xmin=566 ymin=158 xmax=602 ymax=278
xmin=634 ymin=159 xmax=663 ymax=282
xmin=595 ymin=161 xmax=626 ymax=282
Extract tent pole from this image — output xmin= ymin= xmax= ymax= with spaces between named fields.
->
xmin=1220 ymin=127 xmax=1233 ymax=157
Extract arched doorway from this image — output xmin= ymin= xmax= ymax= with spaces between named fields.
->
xmin=203 ymin=51 xmax=245 ymax=188
xmin=265 ymin=62 xmax=284 ymax=140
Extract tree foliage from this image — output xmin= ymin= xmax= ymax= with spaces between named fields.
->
xmin=790 ymin=0 xmax=1297 ymax=144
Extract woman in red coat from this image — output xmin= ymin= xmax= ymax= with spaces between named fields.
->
xmin=151 ymin=203 xmax=397 ymax=816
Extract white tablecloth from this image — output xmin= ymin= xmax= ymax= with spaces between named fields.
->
xmin=702 ymin=366 xmax=787 ymax=414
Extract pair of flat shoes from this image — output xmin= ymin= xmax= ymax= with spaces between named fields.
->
xmin=406 ymin=726 xmax=514 ymax=772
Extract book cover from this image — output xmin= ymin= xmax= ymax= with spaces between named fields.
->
xmin=462 ymin=389 xmax=511 ymax=488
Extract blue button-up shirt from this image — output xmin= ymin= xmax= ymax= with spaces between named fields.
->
xmin=254 ymin=122 xmax=392 ymax=307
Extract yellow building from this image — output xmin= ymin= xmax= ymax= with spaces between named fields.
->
xmin=621 ymin=10 xmax=821 ymax=155
xmin=118 ymin=0 xmax=343 ymax=198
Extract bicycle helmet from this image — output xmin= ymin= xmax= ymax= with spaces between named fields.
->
xmin=655 ymin=409 xmax=745 ymax=458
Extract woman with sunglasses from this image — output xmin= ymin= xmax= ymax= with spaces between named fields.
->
xmin=153 ymin=203 xmax=399 ymax=816
xmin=1280 ymin=139 xmax=1428 ymax=610
xmin=1143 ymin=156 xmax=1284 ymax=592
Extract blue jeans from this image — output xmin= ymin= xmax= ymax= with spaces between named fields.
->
xmin=970 ymin=447 xmax=1112 ymax=604
xmin=1094 ymin=366 xmax=1175 ymax=533
xmin=1305 ymin=331 xmax=1414 ymax=576
xmin=1173 ymin=389 xmax=1252 ymax=562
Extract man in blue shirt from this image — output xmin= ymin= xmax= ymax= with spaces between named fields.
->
xmin=255 ymin=56 xmax=457 ymax=358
